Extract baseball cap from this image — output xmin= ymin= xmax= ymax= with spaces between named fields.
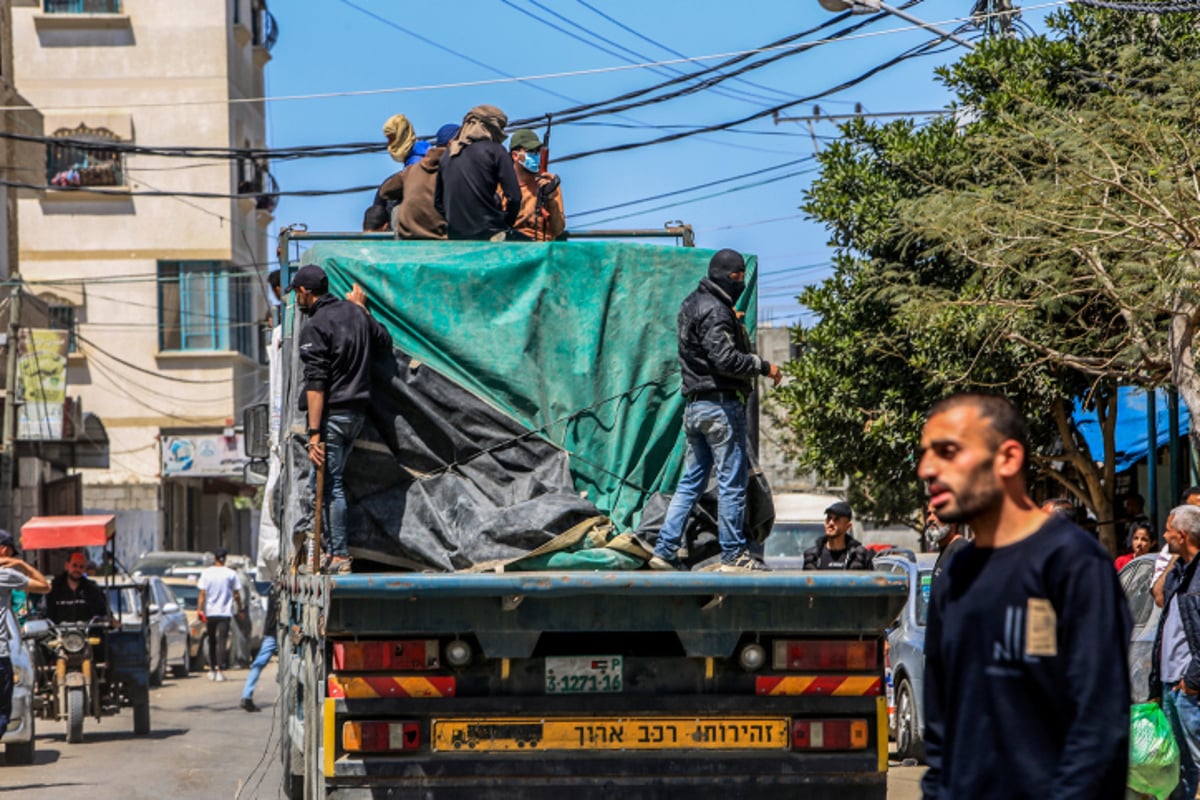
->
xmin=0 ymin=529 xmax=17 ymax=554
xmin=214 ymin=547 xmax=229 ymax=561
xmin=283 ymin=264 xmax=328 ymax=294
xmin=824 ymin=501 xmax=853 ymax=520
xmin=509 ymin=129 xmax=542 ymax=151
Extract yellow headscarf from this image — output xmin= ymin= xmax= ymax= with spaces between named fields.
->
xmin=382 ymin=114 xmax=416 ymax=163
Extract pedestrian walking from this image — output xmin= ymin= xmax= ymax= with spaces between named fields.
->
xmin=1151 ymin=505 xmax=1200 ymax=799
xmin=197 ymin=547 xmax=242 ymax=682
xmin=0 ymin=531 xmax=49 ymax=739
xmin=648 ymin=248 xmax=782 ymax=573
xmin=240 ymin=583 xmax=279 ymax=712
xmin=917 ymin=393 xmax=1131 ymax=799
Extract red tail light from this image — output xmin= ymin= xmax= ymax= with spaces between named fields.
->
xmin=343 ymin=721 xmax=422 ymax=752
xmin=772 ymin=640 xmax=877 ymax=671
xmin=792 ymin=719 xmax=869 ymax=750
xmin=333 ymin=640 xmax=439 ymax=671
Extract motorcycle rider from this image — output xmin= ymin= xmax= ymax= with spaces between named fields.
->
xmin=46 ymin=551 xmax=114 ymax=626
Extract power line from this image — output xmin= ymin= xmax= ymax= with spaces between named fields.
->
xmin=0 ymin=177 xmax=374 ymax=200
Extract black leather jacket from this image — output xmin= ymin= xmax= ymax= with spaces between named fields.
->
xmin=802 ymin=535 xmax=875 ymax=571
xmin=1151 ymin=553 xmax=1200 ymax=694
xmin=677 ymin=278 xmax=770 ymax=398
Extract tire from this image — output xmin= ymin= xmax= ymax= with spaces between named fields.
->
xmin=133 ymin=701 xmax=150 ymax=735
xmin=895 ymin=677 xmax=924 ymax=762
xmin=150 ymin=638 xmax=167 ymax=687
xmin=66 ymin=687 xmax=85 ymax=744
xmin=172 ymin=643 xmax=190 ymax=678
xmin=6 ymin=718 xmax=34 ymax=764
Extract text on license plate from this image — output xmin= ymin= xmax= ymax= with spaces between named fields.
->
xmin=432 ymin=717 xmax=790 ymax=752
xmin=544 ymin=656 xmax=623 ymax=694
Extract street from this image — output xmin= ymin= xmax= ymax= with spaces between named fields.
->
xmin=1 ymin=663 xmax=282 ymax=799
xmin=0 ymin=659 xmax=925 ymax=798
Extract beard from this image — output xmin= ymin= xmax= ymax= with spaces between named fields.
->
xmin=931 ymin=467 xmax=1003 ymax=525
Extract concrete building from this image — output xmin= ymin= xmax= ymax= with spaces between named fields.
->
xmin=11 ymin=0 xmax=276 ymax=565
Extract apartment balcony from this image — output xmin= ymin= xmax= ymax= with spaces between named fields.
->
xmin=43 ymin=0 xmax=121 ymax=12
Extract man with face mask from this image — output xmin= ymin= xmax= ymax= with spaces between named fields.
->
xmin=286 ymin=265 xmax=393 ymax=574
xmin=649 ymin=249 xmax=782 ymax=573
xmin=505 ymin=128 xmax=565 ymax=242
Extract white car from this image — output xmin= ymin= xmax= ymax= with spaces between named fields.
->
xmin=4 ymin=614 xmax=35 ymax=764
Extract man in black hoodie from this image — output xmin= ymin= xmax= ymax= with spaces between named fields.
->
xmin=287 ymin=265 xmax=393 ymax=574
xmin=649 ymin=249 xmax=781 ymax=573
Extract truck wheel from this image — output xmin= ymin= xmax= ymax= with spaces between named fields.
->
xmin=133 ymin=700 xmax=151 ymax=735
xmin=6 ymin=718 xmax=34 ymax=764
xmin=895 ymin=677 xmax=924 ymax=762
xmin=66 ymin=687 xmax=85 ymax=743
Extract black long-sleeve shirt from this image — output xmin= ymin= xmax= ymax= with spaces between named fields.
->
xmin=921 ymin=514 xmax=1131 ymax=800
xmin=298 ymin=294 xmax=392 ymax=410
xmin=434 ymin=140 xmax=520 ymax=240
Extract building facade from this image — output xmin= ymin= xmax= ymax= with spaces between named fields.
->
xmin=12 ymin=0 xmax=276 ymax=564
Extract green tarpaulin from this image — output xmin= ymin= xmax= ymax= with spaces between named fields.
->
xmin=300 ymin=240 xmax=758 ymax=530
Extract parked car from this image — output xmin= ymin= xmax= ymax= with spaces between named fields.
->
xmin=875 ymin=550 xmax=937 ymax=763
xmin=1119 ymin=552 xmax=1161 ymax=703
xmin=3 ymin=614 xmax=35 ymax=764
xmin=143 ymin=576 xmax=192 ymax=679
xmin=131 ymin=550 xmax=213 ymax=577
xmin=160 ymin=576 xmax=210 ymax=670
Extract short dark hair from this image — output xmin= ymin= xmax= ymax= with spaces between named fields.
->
xmin=1181 ymin=486 xmax=1200 ymax=504
xmin=362 ymin=204 xmax=389 ymax=232
xmin=927 ymin=393 xmax=1030 ymax=459
xmin=268 ymin=270 xmax=281 ymax=290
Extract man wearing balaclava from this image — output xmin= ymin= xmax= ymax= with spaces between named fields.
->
xmin=434 ymin=105 xmax=520 ymax=241
xmin=649 ymin=249 xmax=783 ymax=573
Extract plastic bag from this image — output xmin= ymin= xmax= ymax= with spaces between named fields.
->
xmin=1128 ymin=702 xmax=1180 ymax=800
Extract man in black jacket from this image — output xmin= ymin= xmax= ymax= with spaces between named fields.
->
xmin=802 ymin=501 xmax=874 ymax=570
xmin=1151 ymin=504 xmax=1200 ymax=799
xmin=434 ymin=105 xmax=520 ymax=241
xmin=287 ymin=265 xmax=393 ymax=574
xmin=649 ymin=249 xmax=781 ymax=573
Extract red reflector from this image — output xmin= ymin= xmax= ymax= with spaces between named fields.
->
xmin=792 ymin=719 xmax=869 ymax=750
xmin=333 ymin=640 xmax=440 ymax=671
xmin=343 ymin=720 xmax=422 ymax=752
xmin=772 ymin=640 xmax=877 ymax=671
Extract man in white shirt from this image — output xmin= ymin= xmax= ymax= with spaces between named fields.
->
xmin=196 ymin=548 xmax=243 ymax=682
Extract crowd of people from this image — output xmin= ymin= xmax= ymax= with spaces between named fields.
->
xmin=362 ymin=106 xmax=566 ymax=243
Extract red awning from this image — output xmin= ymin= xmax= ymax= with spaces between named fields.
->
xmin=20 ymin=515 xmax=116 ymax=550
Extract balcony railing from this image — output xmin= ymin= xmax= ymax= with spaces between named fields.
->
xmin=43 ymin=0 xmax=121 ymax=13
xmin=238 ymin=163 xmax=279 ymax=213
xmin=47 ymin=125 xmax=125 ymax=188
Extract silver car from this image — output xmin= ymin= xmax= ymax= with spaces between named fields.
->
xmin=875 ymin=551 xmax=937 ymax=763
xmin=1119 ymin=553 xmax=1161 ymax=703
xmin=3 ymin=614 xmax=35 ymax=764
xmin=144 ymin=576 xmax=192 ymax=680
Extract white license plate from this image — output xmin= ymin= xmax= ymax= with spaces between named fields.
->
xmin=545 ymin=656 xmax=623 ymax=694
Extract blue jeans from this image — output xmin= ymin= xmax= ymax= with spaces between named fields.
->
xmin=654 ymin=399 xmax=749 ymax=564
xmin=241 ymin=635 xmax=278 ymax=701
xmin=308 ymin=408 xmax=365 ymax=558
xmin=1164 ymin=682 xmax=1200 ymax=799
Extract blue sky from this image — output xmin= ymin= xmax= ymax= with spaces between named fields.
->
xmin=265 ymin=0 xmax=1059 ymax=325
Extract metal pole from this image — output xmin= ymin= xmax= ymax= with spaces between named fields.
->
xmin=1146 ymin=388 xmax=1158 ymax=534
xmin=0 ymin=278 xmax=20 ymax=533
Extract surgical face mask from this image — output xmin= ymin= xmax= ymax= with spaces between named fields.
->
xmin=925 ymin=523 xmax=952 ymax=546
xmin=522 ymin=151 xmax=540 ymax=172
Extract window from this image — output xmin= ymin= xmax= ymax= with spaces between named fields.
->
xmin=47 ymin=304 xmax=78 ymax=353
xmin=47 ymin=124 xmax=124 ymax=187
xmin=43 ymin=0 xmax=121 ymax=14
xmin=158 ymin=261 xmax=256 ymax=357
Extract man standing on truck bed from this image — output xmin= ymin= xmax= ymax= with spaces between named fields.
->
xmin=917 ymin=393 xmax=1130 ymax=799
xmin=287 ymin=264 xmax=393 ymax=574
xmin=649 ymin=248 xmax=782 ymax=573
xmin=435 ymin=105 xmax=520 ymax=241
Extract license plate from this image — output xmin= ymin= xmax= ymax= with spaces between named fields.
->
xmin=544 ymin=656 xmax=623 ymax=694
xmin=432 ymin=717 xmax=790 ymax=752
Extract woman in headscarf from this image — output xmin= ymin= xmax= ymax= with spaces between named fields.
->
xmin=434 ymin=105 xmax=520 ymax=240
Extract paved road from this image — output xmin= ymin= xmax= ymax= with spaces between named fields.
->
xmin=0 ymin=662 xmax=283 ymax=799
xmin=1 ymin=659 xmax=926 ymax=798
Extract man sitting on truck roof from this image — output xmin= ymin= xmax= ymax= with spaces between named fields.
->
xmin=435 ymin=105 xmax=520 ymax=241
xmin=381 ymin=123 xmax=458 ymax=240
xmin=287 ymin=264 xmax=394 ymax=575
xmin=802 ymin=501 xmax=874 ymax=570
xmin=505 ymin=128 xmax=565 ymax=242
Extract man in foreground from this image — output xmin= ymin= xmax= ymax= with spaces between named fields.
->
xmin=918 ymin=393 xmax=1131 ymax=799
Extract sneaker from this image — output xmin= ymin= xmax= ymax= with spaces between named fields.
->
xmin=719 ymin=552 xmax=770 ymax=573
xmin=215 ymin=670 xmax=227 ymax=683
xmin=648 ymin=554 xmax=685 ymax=571
xmin=241 ymin=698 xmax=260 ymax=712
xmin=327 ymin=556 xmax=353 ymax=575
xmin=207 ymin=670 xmax=216 ymax=681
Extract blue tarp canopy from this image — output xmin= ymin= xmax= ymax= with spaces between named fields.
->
xmin=1074 ymin=388 xmax=1191 ymax=473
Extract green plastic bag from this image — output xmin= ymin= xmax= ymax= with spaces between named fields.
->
xmin=1129 ymin=702 xmax=1180 ymax=800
